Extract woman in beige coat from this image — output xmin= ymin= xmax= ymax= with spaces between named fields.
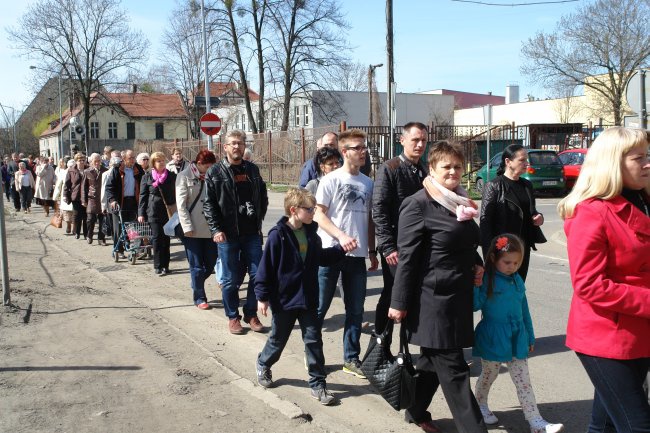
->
xmin=176 ymin=149 xmax=217 ymax=309
xmin=35 ymin=159 xmax=56 ymax=216
xmin=53 ymin=160 xmax=75 ymax=233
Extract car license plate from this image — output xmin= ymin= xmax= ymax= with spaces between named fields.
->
xmin=542 ymin=181 xmax=558 ymax=186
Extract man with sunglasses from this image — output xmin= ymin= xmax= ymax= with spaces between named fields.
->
xmin=204 ymin=130 xmax=269 ymax=335
xmin=314 ymin=128 xmax=379 ymax=379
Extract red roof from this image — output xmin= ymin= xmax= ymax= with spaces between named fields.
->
xmin=437 ymin=89 xmax=505 ymax=109
xmin=94 ymin=93 xmax=187 ymax=118
xmin=39 ymin=92 xmax=188 ymax=138
xmin=193 ymin=82 xmax=260 ymax=102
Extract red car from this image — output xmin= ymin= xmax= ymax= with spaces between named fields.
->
xmin=558 ymin=148 xmax=588 ymax=190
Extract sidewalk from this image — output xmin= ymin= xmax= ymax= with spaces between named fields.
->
xmin=0 ymin=196 xmax=577 ymax=433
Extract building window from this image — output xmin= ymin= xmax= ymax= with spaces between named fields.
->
xmin=303 ymin=105 xmax=310 ymax=126
xmin=155 ymin=123 xmax=164 ymax=139
xmin=271 ymin=109 xmax=277 ymax=129
xmin=241 ymin=113 xmax=247 ymax=131
xmin=126 ymin=122 xmax=135 ymax=139
xmin=294 ymin=106 xmax=300 ymax=127
xmin=108 ymin=122 xmax=118 ymax=139
xmin=90 ymin=122 xmax=100 ymax=139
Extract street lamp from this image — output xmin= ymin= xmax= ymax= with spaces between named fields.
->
xmin=190 ymin=0 xmax=214 ymax=150
xmin=368 ymin=63 xmax=383 ymax=126
xmin=30 ymin=65 xmax=64 ymax=160
xmin=0 ymin=103 xmax=18 ymax=152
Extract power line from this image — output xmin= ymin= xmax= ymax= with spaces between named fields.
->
xmin=451 ymin=0 xmax=578 ymax=6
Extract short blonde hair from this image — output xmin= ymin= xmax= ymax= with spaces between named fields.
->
xmin=558 ymin=127 xmax=649 ymax=219
xmin=284 ymin=188 xmax=316 ymax=216
xmin=74 ymin=152 xmax=86 ymax=162
xmin=150 ymin=151 xmax=167 ymax=167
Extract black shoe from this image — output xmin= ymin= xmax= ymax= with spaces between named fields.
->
xmin=87 ymin=238 xmax=93 ymax=244
xmin=163 ymin=268 xmax=171 ymax=274
xmin=154 ymin=268 xmax=162 ymax=275
xmin=75 ymin=234 xmax=80 ymax=239
xmin=256 ymin=363 xmax=273 ymax=389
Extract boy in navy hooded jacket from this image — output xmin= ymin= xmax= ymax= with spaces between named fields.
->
xmin=255 ymin=188 xmax=344 ymax=405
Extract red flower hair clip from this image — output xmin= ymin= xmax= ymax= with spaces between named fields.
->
xmin=495 ymin=236 xmax=510 ymax=252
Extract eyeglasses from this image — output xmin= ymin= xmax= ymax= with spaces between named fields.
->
xmin=141 ymin=158 xmax=149 ymax=161
xmin=299 ymin=206 xmax=316 ymax=213
xmin=227 ymin=142 xmax=245 ymax=147
xmin=344 ymin=145 xmax=368 ymax=152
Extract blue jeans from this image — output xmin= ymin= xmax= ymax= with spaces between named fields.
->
xmin=317 ymin=256 xmax=367 ymax=362
xmin=182 ymin=236 xmax=218 ymax=305
xmin=577 ymin=352 xmax=650 ymax=433
xmin=217 ymin=234 xmax=262 ymax=319
xmin=257 ymin=308 xmax=327 ymax=389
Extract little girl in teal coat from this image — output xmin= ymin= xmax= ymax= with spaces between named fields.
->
xmin=473 ymin=234 xmax=563 ymax=433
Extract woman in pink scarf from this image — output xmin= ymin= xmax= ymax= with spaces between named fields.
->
xmin=138 ymin=152 xmax=177 ymax=276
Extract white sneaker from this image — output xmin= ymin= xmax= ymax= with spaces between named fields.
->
xmin=479 ymin=404 xmax=499 ymax=425
xmin=529 ymin=417 xmax=564 ymax=433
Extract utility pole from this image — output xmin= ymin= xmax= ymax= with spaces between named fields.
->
xmin=368 ymin=63 xmax=383 ymax=126
xmin=200 ymin=0 xmax=213 ymax=150
xmin=386 ymin=0 xmax=395 ymax=157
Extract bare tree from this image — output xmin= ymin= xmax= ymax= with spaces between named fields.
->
xmin=328 ymin=62 xmax=368 ymax=92
xmin=267 ymin=0 xmax=348 ymax=131
xmin=8 ymin=0 xmax=149 ymax=151
xmin=551 ymin=84 xmax=584 ymax=123
xmin=521 ymin=0 xmax=650 ymax=125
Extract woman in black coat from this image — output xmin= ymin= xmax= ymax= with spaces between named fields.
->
xmin=138 ymin=151 xmax=176 ymax=276
xmin=479 ymin=144 xmax=546 ymax=281
xmin=389 ymin=141 xmax=487 ymax=433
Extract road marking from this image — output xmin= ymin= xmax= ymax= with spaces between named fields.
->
xmin=533 ymin=252 xmax=568 ymax=263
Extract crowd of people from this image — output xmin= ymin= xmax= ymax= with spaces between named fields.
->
xmin=2 ymin=124 xmax=648 ymax=433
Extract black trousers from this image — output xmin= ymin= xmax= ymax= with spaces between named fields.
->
xmin=406 ymin=347 xmax=487 ymax=433
xmin=11 ymin=184 xmax=21 ymax=211
xmin=71 ymin=201 xmax=87 ymax=237
xmin=86 ymin=212 xmax=105 ymax=241
xmin=374 ymin=252 xmax=396 ymax=336
xmin=150 ymin=221 xmax=170 ymax=271
xmin=517 ymin=245 xmax=532 ymax=282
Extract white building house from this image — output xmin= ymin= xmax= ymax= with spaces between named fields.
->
xmin=215 ymin=90 xmax=455 ymax=133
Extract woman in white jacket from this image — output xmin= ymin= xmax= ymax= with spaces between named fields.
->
xmin=52 ymin=160 xmax=75 ymax=233
xmin=176 ymin=149 xmax=217 ymax=310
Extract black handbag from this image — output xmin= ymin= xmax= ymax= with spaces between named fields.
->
xmin=360 ymin=320 xmax=418 ymax=411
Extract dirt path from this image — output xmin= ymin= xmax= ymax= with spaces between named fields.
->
xmin=0 ymin=209 xmax=322 ymax=433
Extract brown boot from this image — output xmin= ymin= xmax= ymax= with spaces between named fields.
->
xmin=228 ymin=316 xmax=244 ymax=335
xmin=65 ymin=222 xmax=71 ymax=234
xmin=44 ymin=205 xmax=49 ymax=217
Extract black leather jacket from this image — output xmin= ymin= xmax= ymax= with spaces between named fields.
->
xmin=203 ymin=159 xmax=268 ymax=238
xmin=372 ymin=155 xmax=427 ymax=256
xmin=479 ymin=175 xmax=546 ymax=256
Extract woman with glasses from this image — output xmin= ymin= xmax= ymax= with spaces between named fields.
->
xmin=305 ymin=147 xmax=342 ymax=195
xmin=136 ymin=153 xmax=150 ymax=172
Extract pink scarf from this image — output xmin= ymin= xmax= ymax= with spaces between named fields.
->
xmin=151 ymin=168 xmax=168 ymax=188
xmin=422 ymin=175 xmax=478 ymax=221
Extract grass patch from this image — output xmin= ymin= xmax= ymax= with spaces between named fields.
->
xmin=268 ymin=184 xmax=292 ymax=193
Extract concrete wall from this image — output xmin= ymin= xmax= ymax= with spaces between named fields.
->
xmin=453 ymin=95 xmax=595 ymax=126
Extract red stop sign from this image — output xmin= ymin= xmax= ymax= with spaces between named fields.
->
xmin=200 ymin=113 xmax=222 ymax=136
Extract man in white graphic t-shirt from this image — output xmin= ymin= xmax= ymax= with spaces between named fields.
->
xmin=314 ymin=128 xmax=379 ymax=379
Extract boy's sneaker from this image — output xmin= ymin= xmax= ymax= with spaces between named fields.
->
xmin=479 ymin=404 xmax=499 ymax=425
xmin=342 ymin=359 xmax=366 ymax=379
xmin=256 ymin=364 xmax=273 ymax=389
xmin=529 ymin=417 xmax=564 ymax=433
xmin=310 ymin=386 xmax=337 ymax=406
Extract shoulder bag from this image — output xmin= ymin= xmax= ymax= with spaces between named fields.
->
xmin=163 ymin=180 xmax=203 ymax=239
xmin=360 ymin=320 xmax=418 ymax=411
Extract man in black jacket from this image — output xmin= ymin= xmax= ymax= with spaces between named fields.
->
xmin=204 ymin=130 xmax=268 ymax=335
xmin=105 ymin=149 xmax=145 ymax=255
xmin=372 ymin=122 xmax=428 ymax=336
xmin=7 ymin=153 xmax=22 ymax=212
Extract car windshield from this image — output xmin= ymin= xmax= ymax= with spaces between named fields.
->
xmin=559 ymin=152 xmax=585 ymax=165
xmin=529 ymin=152 xmax=562 ymax=166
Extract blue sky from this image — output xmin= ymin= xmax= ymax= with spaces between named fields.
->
xmin=0 ymin=0 xmax=583 ymax=115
